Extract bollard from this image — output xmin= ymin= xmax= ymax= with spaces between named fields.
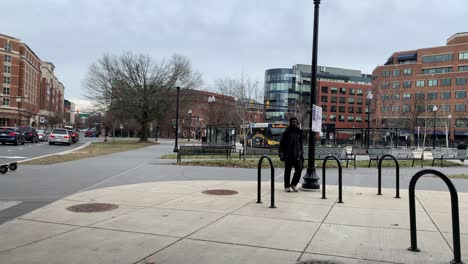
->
xmin=408 ymin=169 xmax=463 ymax=264
xmin=377 ymin=154 xmax=400 ymax=198
xmin=321 ymin=155 xmax=343 ymax=203
xmin=257 ymin=155 xmax=276 ymax=208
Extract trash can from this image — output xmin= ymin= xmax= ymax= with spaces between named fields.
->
xmin=457 ymin=142 xmax=467 ymax=150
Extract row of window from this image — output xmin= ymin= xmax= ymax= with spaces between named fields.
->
xmin=2 ymin=98 xmax=9 ymax=106
xmin=321 ymin=105 xmax=368 ymax=114
xmin=321 ymin=86 xmax=365 ymax=95
xmin=382 ymin=68 xmax=412 ymax=77
xmin=4 ymin=55 xmax=12 ymax=62
xmin=381 ymin=91 xmax=467 ymax=100
xmin=321 ymin=96 xmax=365 ymax=104
xmin=381 ymin=104 xmax=466 ymax=113
xmin=4 ymin=42 xmax=12 ymax=53
xmin=325 ymin=115 xmax=365 ymax=122
xmin=381 ymin=77 xmax=467 ymax=89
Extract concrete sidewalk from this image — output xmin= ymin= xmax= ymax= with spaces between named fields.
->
xmin=0 ymin=180 xmax=466 ymax=264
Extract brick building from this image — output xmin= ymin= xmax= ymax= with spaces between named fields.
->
xmin=0 ymin=33 xmax=64 ymax=128
xmin=372 ymin=32 xmax=468 ymax=143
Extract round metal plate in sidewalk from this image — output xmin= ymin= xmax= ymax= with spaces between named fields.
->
xmin=66 ymin=203 xmax=119 ymax=213
xmin=202 ymin=189 xmax=238 ymax=196
xmin=298 ymin=260 xmax=343 ymax=264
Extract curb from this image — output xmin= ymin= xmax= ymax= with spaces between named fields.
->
xmin=17 ymin=141 xmax=96 ymax=164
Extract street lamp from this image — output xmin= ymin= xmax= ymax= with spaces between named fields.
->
xmin=173 ymin=79 xmax=181 ymax=153
xmin=302 ymin=0 xmax=321 ymax=190
xmin=366 ymin=91 xmax=373 ymax=149
xmin=188 ymin=109 xmax=192 ymax=142
xmin=448 ymin=114 xmax=452 ymax=147
xmin=208 ymin=95 xmax=215 ymax=144
xmin=432 ymin=105 xmax=437 ymax=149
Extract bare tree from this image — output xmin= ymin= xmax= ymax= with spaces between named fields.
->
xmin=84 ymin=53 xmax=202 ymax=141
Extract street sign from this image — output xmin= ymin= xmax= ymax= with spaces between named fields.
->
xmin=311 ymin=104 xmax=322 ymax=132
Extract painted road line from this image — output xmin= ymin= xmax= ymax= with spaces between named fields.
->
xmin=0 ymin=201 xmax=22 ymax=211
xmin=0 ymin=156 xmax=29 ymax=159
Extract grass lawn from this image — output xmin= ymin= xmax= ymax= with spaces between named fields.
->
xmin=21 ymin=141 xmax=155 ymax=165
xmin=447 ymin=174 xmax=468 ymax=179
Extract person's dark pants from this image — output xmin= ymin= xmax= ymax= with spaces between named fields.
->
xmin=284 ymin=159 xmax=303 ymax=188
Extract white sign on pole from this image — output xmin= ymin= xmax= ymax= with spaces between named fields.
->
xmin=311 ymin=104 xmax=322 ymax=132
xmin=120 ymin=124 xmax=123 ymax=129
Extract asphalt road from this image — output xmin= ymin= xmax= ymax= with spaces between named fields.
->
xmin=1 ymin=139 xmax=468 ymax=225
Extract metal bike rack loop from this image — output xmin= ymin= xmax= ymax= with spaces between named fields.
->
xmin=321 ymin=155 xmax=343 ymax=203
xmin=408 ymin=169 xmax=463 ymax=264
xmin=377 ymin=154 xmax=400 ymax=198
xmin=257 ymin=155 xmax=276 ymax=208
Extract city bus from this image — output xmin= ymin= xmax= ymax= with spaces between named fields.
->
xmin=248 ymin=122 xmax=288 ymax=147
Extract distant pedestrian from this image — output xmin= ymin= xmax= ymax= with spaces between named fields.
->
xmin=279 ymin=117 xmax=304 ymax=192
xmin=406 ymin=136 xmax=411 ymax=149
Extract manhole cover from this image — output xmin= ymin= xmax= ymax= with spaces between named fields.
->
xmin=66 ymin=203 xmax=119 ymax=213
xmin=298 ymin=260 xmax=344 ymax=264
xmin=202 ymin=189 xmax=238 ymax=195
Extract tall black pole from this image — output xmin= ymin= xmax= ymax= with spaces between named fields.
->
xmin=433 ymin=110 xmax=436 ymax=149
xmin=302 ymin=0 xmax=321 ymax=190
xmin=188 ymin=111 xmax=192 ymax=142
xmin=367 ymin=100 xmax=370 ymax=148
xmin=173 ymin=86 xmax=180 ymax=152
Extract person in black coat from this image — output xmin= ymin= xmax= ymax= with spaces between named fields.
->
xmin=279 ymin=117 xmax=304 ymax=192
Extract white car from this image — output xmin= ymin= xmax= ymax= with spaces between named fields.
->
xmin=37 ymin=130 xmax=48 ymax=142
xmin=48 ymin=128 xmax=72 ymax=145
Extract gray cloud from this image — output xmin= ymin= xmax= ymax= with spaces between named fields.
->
xmin=1 ymin=0 xmax=466 ymax=108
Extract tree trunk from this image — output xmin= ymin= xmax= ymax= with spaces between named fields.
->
xmin=140 ymin=121 xmax=148 ymax=142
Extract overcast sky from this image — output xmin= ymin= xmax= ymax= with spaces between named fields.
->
xmin=1 ymin=0 xmax=466 ymax=110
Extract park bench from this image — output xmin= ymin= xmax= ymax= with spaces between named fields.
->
xmin=431 ymin=149 xmax=468 ymax=167
xmin=389 ymin=149 xmax=423 ymax=168
xmin=303 ymin=146 xmax=356 ymax=169
xmin=367 ymin=148 xmax=392 ymax=167
xmin=238 ymin=147 xmax=278 ymax=159
xmin=177 ymin=145 xmax=233 ymax=162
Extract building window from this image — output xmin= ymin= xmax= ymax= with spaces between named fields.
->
xmin=339 ymin=106 xmax=346 ymax=113
xmin=357 ymin=89 xmax=363 ymax=95
xmin=422 ymin=54 xmax=453 ymax=63
xmin=392 ymin=94 xmax=400 ymax=100
xmin=321 ymin=105 xmax=328 ymax=112
xmin=322 ymin=86 xmax=328 ymax=93
xmin=416 ymin=105 xmax=425 ymax=112
xmin=455 ymin=104 xmax=466 ymax=112
xmin=392 ymin=82 xmax=400 ymax=89
xmin=427 ymin=92 xmax=438 ymax=99
xmin=338 ymin=115 xmax=345 ymax=122
xmin=403 ymin=81 xmax=412 ymax=88
xmin=440 ymin=105 xmax=450 ymax=112
xmin=331 ymin=87 xmax=338 ymax=94
xmin=459 ymin=52 xmax=468 ymax=60
xmin=381 ymin=82 xmax=390 ymax=89
xmin=382 ymin=70 xmax=390 ymax=77
xmin=456 ymin=119 xmax=468 ymax=127
xmin=356 ymin=98 xmax=363 ymax=105
xmin=403 ymin=105 xmax=410 ymax=112
xmin=428 ymin=79 xmax=438 ymax=87
xmin=347 ymin=115 xmax=354 ymax=122
xmin=381 ymin=106 xmax=389 ymax=113
xmin=356 ymin=107 xmax=363 ymax=113
xmin=348 ymin=97 xmax=355 ymax=104
xmin=440 ymin=91 xmax=451 ymax=99
xmin=3 ymin=65 xmax=11 ymax=73
xmin=2 ymin=87 xmax=10 ymax=95
xmin=348 ymin=106 xmax=354 ymax=113
xmin=321 ymin=96 xmax=328 ymax=102
xmin=349 ymin=88 xmax=355 ymax=95
xmin=455 ymin=91 xmax=466 ymax=98
xmin=339 ymin=97 xmax=346 ymax=104
xmin=415 ymin=93 xmax=425 ymax=99
xmin=340 ymin=88 xmax=346 ymax=94
xmin=416 ymin=80 xmax=425 ymax=87
xmin=330 ymin=115 xmax=336 ymax=121
xmin=456 ymin=77 xmax=467 ymax=85
xmin=4 ymin=42 xmax=12 ymax=52
xmin=356 ymin=116 xmax=362 ymax=123
xmin=381 ymin=95 xmax=389 ymax=101
xmin=3 ymin=76 xmax=10 ymax=84
xmin=441 ymin=78 xmax=451 ymax=86
xmin=2 ymin=98 xmax=9 ymax=106
xmin=403 ymin=68 xmax=412 ymax=76
xmin=4 ymin=55 xmax=11 ymax=63
xmin=392 ymin=69 xmax=400 ymax=77
xmin=403 ymin=93 xmax=411 ymax=100
xmin=330 ymin=96 xmax=337 ymax=103
xmin=421 ymin=67 xmax=453 ymax=74
xmin=330 ymin=105 xmax=337 ymax=112
xmin=459 ymin=66 xmax=468 ymax=72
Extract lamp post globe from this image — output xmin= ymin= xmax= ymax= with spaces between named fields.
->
xmin=173 ymin=79 xmax=182 ymax=153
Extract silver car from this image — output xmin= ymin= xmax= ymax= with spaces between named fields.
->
xmin=37 ymin=130 xmax=48 ymax=142
xmin=48 ymin=128 xmax=72 ymax=145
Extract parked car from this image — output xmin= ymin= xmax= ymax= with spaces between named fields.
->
xmin=17 ymin=126 xmax=39 ymax=143
xmin=37 ymin=130 xmax=49 ymax=142
xmin=85 ymin=129 xmax=98 ymax=137
xmin=48 ymin=128 xmax=72 ymax=145
xmin=0 ymin=127 xmax=26 ymax=145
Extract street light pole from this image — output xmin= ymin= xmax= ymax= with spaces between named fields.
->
xmin=173 ymin=79 xmax=181 ymax=153
xmin=302 ymin=0 xmax=321 ymax=190
xmin=366 ymin=91 xmax=373 ymax=149
xmin=432 ymin=105 xmax=437 ymax=149
xmin=188 ymin=110 xmax=192 ymax=142
xmin=208 ymin=95 xmax=215 ymax=144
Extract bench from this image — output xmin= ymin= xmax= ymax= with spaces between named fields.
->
xmin=367 ymin=148 xmax=392 ymax=167
xmin=304 ymin=146 xmax=356 ymax=169
xmin=389 ymin=149 xmax=423 ymax=168
xmin=431 ymin=149 xmax=468 ymax=167
xmin=239 ymin=147 xmax=278 ymax=159
xmin=177 ymin=145 xmax=233 ymax=162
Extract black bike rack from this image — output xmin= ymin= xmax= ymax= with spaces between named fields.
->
xmin=321 ymin=155 xmax=343 ymax=203
xmin=408 ymin=169 xmax=463 ymax=264
xmin=257 ymin=155 xmax=276 ymax=208
xmin=377 ymin=154 xmax=400 ymax=198
xmin=0 ymin=162 xmax=18 ymax=174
